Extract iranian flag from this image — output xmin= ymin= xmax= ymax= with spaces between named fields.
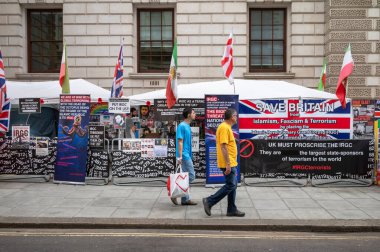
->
xmin=59 ymin=43 xmax=70 ymax=94
xmin=317 ymin=58 xmax=327 ymax=91
xmin=336 ymin=44 xmax=354 ymax=109
xmin=166 ymin=41 xmax=178 ymax=109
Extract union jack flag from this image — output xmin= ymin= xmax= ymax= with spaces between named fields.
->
xmin=110 ymin=45 xmax=124 ymax=98
xmin=0 ymin=50 xmax=11 ymax=132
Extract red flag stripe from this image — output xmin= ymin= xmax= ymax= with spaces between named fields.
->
xmin=221 ymin=33 xmax=234 ymax=83
xmin=225 ymin=60 xmax=233 ymax=78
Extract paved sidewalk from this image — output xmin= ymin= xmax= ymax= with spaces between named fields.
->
xmin=0 ymin=182 xmax=380 ymax=231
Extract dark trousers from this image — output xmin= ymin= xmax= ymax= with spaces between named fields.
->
xmin=206 ymin=167 xmax=237 ymax=214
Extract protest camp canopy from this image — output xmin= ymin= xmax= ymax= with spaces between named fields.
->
xmin=7 ymin=79 xmax=111 ymax=104
xmin=128 ymin=79 xmax=337 ymax=105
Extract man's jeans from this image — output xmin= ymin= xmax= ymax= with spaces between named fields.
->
xmin=206 ymin=167 xmax=237 ymax=214
xmin=181 ymin=159 xmax=195 ymax=204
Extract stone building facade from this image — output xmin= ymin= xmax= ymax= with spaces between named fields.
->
xmin=0 ymin=0 xmax=379 ymax=98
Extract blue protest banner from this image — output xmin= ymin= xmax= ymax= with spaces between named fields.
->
xmin=205 ymin=95 xmax=240 ymax=185
xmin=54 ymin=95 xmax=90 ymax=184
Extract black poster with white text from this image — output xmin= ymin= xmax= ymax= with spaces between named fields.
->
xmin=241 ymin=139 xmax=373 ymax=179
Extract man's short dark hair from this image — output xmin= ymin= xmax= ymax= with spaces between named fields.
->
xmin=183 ymin=107 xmax=193 ymax=119
xmin=224 ymin=108 xmax=236 ymax=120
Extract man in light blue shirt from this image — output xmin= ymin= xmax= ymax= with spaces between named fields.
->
xmin=172 ymin=107 xmax=197 ymax=206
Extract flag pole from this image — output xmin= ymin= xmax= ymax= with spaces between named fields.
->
xmin=345 ymin=79 xmax=349 ymax=104
xmin=345 ymin=44 xmax=350 ymax=103
xmin=232 ymin=28 xmax=235 ymax=95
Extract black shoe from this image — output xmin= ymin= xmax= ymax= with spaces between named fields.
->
xmin=202 ymin=198 xmax=211 ymax=216
xmin=227 ymin=210 xmax=245 ymax=217
xmin=181 ymin=200 xmax=197 ymax=206
xmin=170 ymin=197 xmax=178 ymax=205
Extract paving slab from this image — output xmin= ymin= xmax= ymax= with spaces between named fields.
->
xmin=90 ymin=197 xmax=126 ymax=207
xmin=307 ymin=192 xmax=344 ymax=200
xmin=249 ymin=192 xmax=281 ymax=200
xmin=20 ymin=197 xmax=60 ymax=207
xmin=257 ymin=209 xmax=297 ymax=219
xmin=361 ymin=208 xmax=380 ymax=219
xmin=283 ymin=198 xmax=320 ymax=208
xmin=252 ymin=199 xmax=289 ymax=210
xmin=148 ymin=206 xmax=187 ymax=219
xmin=327 ymin=209 xmax=371 ymax=220
xmin=119 ymin=199 xmax=156 ymax=209
xmin=0 ymin=189 xmax=21 ymax=197
xmin=38 ymin=207 xmax=82 ymax=218
xmin=75 ymin=206 xmax=117 ymax=218
xmin=111 ymin=208 xmax=151 ymax=218
xmin=291 ymin=208 xmax=334 ymax=220
xmin=347 ymin=198 xmax=380 ymax=208
xmin=54 ymin=198 xmax=94 ymax=208
xmin=2 ymin=206 xmax=47 ymax=217
xmin=317 ymin=200 xmax=358 ymax=210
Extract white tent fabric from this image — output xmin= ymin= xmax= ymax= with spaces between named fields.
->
xmin=7 ymin=79 xmax=111 ymax=104
xmin=128 ymin=79 xmax=337 ymax=105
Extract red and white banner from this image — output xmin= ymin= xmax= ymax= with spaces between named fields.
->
xmin=221 ymin=33 xmax=234 ymax=84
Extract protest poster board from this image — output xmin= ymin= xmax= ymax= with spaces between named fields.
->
xmin=113 ymin=114 xmax=126 ymax=129
xmin=122 ymin=139 xmax=141 ymax=153
xmin=141 ymin=139 xmax=155 ymax=158
xmin=100 ymin=114 xmax=113 ymax=125
xmin=89 ymin=125 xmax=105 ymax=149
xmin=352 ymin=99 xmax=375 ymax=139
xmin=11 ymin=125 xmax=30 ymax=149
xmin=90 ymin=102 xmax=109 ymax=115
xmin=154 ymin=99 xmax=205 ymax=121
xmin=191 ymin=127 xmax=199 ymax=152
xmin=35 ymin=138 xmax=49 ymax=156
xmin=12 ymin=125 xmax=30 ymax=142
xmin=55 ymin=95 xmax=90 ymax=184
xmin=241 ymin=139 xmax=373 ymax=180
xmin=11 ymin=125 xmax=30 ymax=150
xmin=154 ymin=138 xmax=168 ymax=157
xmin=205 ymin=95 xmax=240 ymax=185
xmin=108 ymin=98 xmax=130 ymax=114
xmin=19 ymin=98 xmax=41 ymax=114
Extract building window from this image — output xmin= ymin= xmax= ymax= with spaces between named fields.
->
xmin=249 ymin=9 xmax=286 ymax=72
xmin=138 ymin=9 xmax=174 ymax=73
xmin=27 ymin=10 xmax=63 ymax=73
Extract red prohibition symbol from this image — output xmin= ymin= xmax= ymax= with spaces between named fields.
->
xmin=240 ymin=139 xmax=254 ymax=158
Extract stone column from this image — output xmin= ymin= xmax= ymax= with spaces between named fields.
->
xmin=325 ymin=0 xmax=380 ymax=98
